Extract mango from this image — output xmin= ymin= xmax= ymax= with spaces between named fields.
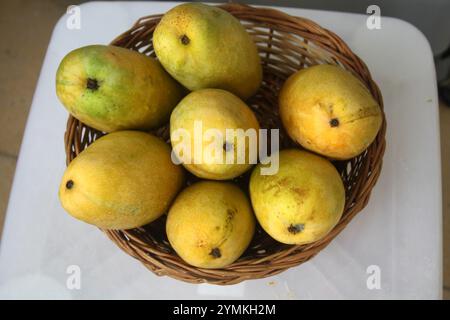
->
xmin=59 ymin=131 xmax=184 ymax=229
xmin=56 ymin=45 xmax=185 ymax=132
xmin=279 ymin=65 xmax=382 ymax=160
xmin=249 ymin=149 xmax=345 ymax=245
xmin=153 ymin=3 xmax=262 ymax=100
xmin=170 ymin=89 xmax=260 ymax=180
xmin=166 ymin=181 xmax=255 ymax=268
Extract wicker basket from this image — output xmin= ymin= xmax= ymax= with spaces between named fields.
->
xmin=64 ymin=3 xmax=386 ymax=285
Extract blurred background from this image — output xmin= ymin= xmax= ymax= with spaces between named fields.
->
xmin=0 ymin=0 xmax=448 ymax=298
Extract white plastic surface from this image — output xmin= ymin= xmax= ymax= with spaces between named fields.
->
xmin=0 ymin=2 xmax=442 ymax=299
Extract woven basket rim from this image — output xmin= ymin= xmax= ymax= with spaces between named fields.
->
xmin=63 ymin=2 xmax=386 ymax=285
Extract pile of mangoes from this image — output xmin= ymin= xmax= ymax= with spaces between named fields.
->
xmin=57 ymin=3 xmax=382 ymax=269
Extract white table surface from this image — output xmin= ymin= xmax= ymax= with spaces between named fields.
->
xmin=0 ymin=1 xmax=442 ymax=299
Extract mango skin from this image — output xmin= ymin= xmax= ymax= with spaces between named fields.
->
xmin=59 ymin=131 xmax=185 ymax=230
xmin=153 ymin=3 xmax=262 ymax=100
xmin=279 ymin=65 xmax=382 ymax=160
xmin=249 ymin=149 xmax=345 ymax=245
xmin=166 ymin=181 xmax=255 ymax=268
xmin=170 ymin=89 xmax=260 ymax=180
xmin=56 ymin=45 xmax=185 ymax=132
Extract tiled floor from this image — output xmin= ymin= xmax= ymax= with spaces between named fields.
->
xmin=0 ymin=0 xmax=448 ymax=299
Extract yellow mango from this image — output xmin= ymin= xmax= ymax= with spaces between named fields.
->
xmin=279 ymin=65 xmax=382 ymax=159
xmin=56 ymin=45 xmax=185 ymax=132
xmin=153 ymin=3 xmax=262 ymax=100
xmin=166 ymin=181 xmax=255 ymax=268
xmin=249 ymin=149 xmax=345 ymax=245
xmin=59 ymin=131 xmax=184 ymax=229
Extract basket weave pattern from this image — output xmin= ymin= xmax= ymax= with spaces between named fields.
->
xmin=64 ymin=3 xmax=386 ymax=285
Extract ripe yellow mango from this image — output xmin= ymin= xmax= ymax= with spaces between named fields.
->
xmin=170 ymin=89 xmax=260 ymax=180
xmin=279 ymin=65 xmax=382 ymax=160
xmin=59 ymin=131 xmax=185 ymax=229
xmin=153 ymin=3 xmax=262 ymax=100
xmin=249 ymin=149 xmax=345 ymax=245
xmin=166 ymin=181 xmax=255 ymax=268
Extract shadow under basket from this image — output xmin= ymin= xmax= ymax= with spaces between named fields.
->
xmin=64 ymin=3 xmax=386 ymax=285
